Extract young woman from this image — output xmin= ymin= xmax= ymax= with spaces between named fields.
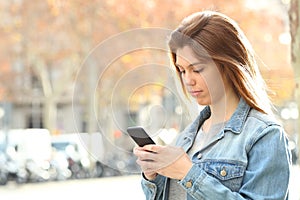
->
xmin=133 ymin=11 xmax=291 ymax=200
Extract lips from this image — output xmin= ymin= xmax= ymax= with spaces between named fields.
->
xmin=188 ymin=90 xmax=203 ymax=97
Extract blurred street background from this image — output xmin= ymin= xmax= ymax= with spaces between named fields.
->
xmin=0 ymin=165 xmax=299 ymax=200
xmin=0 ymin=0 xmax=300 ymax=199
xmin=0 ymin=175 xmax=145 ymax=200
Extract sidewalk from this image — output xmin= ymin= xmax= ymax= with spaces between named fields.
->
xmin=0 ymin=166 xmax=298 ymax=200
xmin=290 ymin=165 xmax=300 ymax=200
xmin=0 ymin=175 xmax=144 ymax=200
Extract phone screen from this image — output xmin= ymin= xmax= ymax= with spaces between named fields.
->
xmin=127 ymin=126 xmax=155 ymax=147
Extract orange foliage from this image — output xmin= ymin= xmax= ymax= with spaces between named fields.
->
xmin=0 ymin=0 xmax=294 ymax=106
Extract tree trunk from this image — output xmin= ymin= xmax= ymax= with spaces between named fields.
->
xmin=44 ymin=98 xmax=56 ymax=133
xmin=34 ymin=58 xmax=57 ymax=133
xmin=289 ymin=0 xmax=300 ymax=164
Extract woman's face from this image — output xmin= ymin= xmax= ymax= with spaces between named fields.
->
xmin=175 ymin=46 xmax=226 ymax=106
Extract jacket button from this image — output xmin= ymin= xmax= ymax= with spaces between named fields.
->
xmin=146 ymin=184 xmax=155 ymax=189
xmin=220 ymin=169 xmax=227 ymax=177
xmin=197 ymin=153 xmax=202 ymax=159
xmin=185 ymin=181 xmax=193 ymax=188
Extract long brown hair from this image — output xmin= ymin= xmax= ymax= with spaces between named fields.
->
xmin=168 ymin=11 xmax=273 ymax=114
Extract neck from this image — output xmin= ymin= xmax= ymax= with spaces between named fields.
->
xmin=203 ymin=93 xmax=240 ymax=132
xmin=212 ymin=96 xmax=239 ymax=121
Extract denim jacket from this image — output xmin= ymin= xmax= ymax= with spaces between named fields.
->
xmin=140 ymin=98 xmax=292 ymax=200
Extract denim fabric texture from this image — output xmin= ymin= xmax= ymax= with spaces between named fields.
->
xmin=140 ymin=98 xmax=292 ymax=200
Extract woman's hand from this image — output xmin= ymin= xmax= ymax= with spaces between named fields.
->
xmin=133 ymin=145 xmax=193 ymax=180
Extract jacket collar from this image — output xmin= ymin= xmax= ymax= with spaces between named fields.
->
xmin=224 ymin=98 xmax=251 ymax=134
xmin=182 ymin=106 xmax=211 ymax=145
xmin=183 ymin=98 xmax=250 ymax=142
xmin=194 ymin=98 xmax=251 ymax=135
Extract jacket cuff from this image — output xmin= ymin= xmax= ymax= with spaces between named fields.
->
xmin=141 ymin=173 xmax=165 ymax=188
xmin=178 ymin=164 xmax=206 ymax=191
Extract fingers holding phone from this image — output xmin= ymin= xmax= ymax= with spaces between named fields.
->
xmin=133 ymin=145 xmax=159 ymax=180
xmin=134 ymin=144 xmax=192 ymax=180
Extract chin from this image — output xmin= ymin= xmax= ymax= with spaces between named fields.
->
xmin=196 ymin=99 xmax=211 ymax=106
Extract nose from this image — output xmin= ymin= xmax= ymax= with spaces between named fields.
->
xmin=183 ymin=72 xmax=195 ymax=86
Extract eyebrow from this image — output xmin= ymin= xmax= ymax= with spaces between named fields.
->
xmin=175 ymin=62 xmax=203 ymax=68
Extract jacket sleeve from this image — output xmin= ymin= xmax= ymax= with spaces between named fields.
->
xmin=141 ymin=173 xmax=166 ymax=200
xmin=177 ymin=125 xmax=291 ymax=200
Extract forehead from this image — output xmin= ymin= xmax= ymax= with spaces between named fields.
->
xmin=175 ymin=46 xmax=211 ymax=66
xmin=176 ymin=46 xmax=198 ymax=65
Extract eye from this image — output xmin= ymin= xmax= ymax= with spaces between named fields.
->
xmin=193 ymin=68 xmax=204 ymax=73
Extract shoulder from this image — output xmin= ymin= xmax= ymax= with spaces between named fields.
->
xmin=246 ymin=109 xmax=282 ymax=130
xmin=243 ymin=109 xmax=288 ymax=148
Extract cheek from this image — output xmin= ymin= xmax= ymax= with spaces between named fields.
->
xmin=203 ymin=72 xmax=226 ymax=97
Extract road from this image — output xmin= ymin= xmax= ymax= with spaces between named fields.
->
xmin=0 ymin=165 xmax=299 ymax=200
xmin=0 ymin=175 xmax=145 ymax=200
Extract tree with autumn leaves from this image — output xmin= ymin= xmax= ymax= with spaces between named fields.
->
xmin=289 ymin=0 xmax=300 ymax=164
xmin=0 ymin=0 xmax=296 ymax=138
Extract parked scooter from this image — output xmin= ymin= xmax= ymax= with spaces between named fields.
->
xmin=4 ymin=146 xmax=28 ymax=184
xmin=49 ymin=150 xmax=72 ymax=181
xmin=0 ymin=151 xmax=8 ymax=185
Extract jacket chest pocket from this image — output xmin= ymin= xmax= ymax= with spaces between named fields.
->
xmin=200 ymin=160 xmax=246 ymax=192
